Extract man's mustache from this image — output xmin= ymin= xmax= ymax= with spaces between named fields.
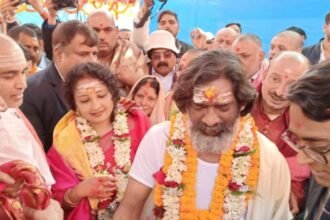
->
xmin=157 ymin=62 xmax=169 ymax=68
xmin=192 ymin=122 xmax=231 ymax=137
xmin=270 ymin=92 xmax=286 ymax=102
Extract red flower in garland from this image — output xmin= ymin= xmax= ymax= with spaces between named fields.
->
xmin=172 ymin=139 xmax=185 ymax=146
xmin=235 ymin=146 xmax=251 ymax=153
xmin=85 ymin=135 xmax=93 ymax=142
xmin=153 ymin=168 xmax=179 ymax=188
xmin=153 ymin=206 xmax=165 ymax=218
xmin=113 ymin=133 xmax=130 ymax=139
xmin=228 ymin=181 xmax=241 ymax=191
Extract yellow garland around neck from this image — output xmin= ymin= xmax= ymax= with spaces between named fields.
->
xmin=154 ymin=113 xmax=260 ymax=220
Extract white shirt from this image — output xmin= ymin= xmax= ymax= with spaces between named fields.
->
xmin=130 ymin=121 xmax=292 ymax=220
xmin=152 ymin=69 xmax=175 ymax=93
xmin=0 ymin=109 xmax=55 ymax=187
xmin=318 ymin=40 xmax=330 ymax=63
xmin=38 ymin=54 xmax=49 ymax=70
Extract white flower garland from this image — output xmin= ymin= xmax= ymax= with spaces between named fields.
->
xmin=159 ymin=113 xmax=258 ymax=220
xmin=112 ymin=108 xmax=131 ymax=202
xmin=76 ymin=107 xmax=131 ymax=219
xmin=163 ymin=113 xmax=186 ymax=220
xmin=223 ymin=119 xmax=255 ymax=219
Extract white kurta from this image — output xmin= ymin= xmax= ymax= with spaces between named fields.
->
xmin=0 ymin=108 xmax=55 ymax=187
xmin=130 ymin=121 xmax=292 ymax=220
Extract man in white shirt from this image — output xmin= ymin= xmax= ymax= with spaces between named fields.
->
xmin=146 ymin=30 xmax=179 ymax=93
xmin=113 ymin=50 xmax=292 ymax=220
xmin=0 ymin=33 xmax=63 ymax=220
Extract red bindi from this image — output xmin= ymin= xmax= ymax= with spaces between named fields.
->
xmin=236 ymin=48 xmax=240 ymax=52
xmin=284 ymin=75 xmax=288 ymax=79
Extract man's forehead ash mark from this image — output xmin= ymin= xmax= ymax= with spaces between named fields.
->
xmin=193 ymin=86 xmax=234 ymax=104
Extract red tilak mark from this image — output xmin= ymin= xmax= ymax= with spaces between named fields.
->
xmin=284 ymin=75 xmax=288 ymax=79
xmin=236 ymin=48 xmax=240 ymax=52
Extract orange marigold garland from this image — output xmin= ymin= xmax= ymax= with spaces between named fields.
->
xmin=153 ymin=112 xmax=260 ymax=220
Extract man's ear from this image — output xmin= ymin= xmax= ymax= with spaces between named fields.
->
xmin=259 ymin=50 xmax=265 ymax=62
xmin=53 ymin=44 xmax=63 ymax=63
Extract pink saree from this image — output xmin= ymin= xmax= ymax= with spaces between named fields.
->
xmin=47 ymin=109 xmax=150 ymax=220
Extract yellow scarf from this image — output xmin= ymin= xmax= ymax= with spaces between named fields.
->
xmin=52 ymin=110 xmax=98 ymax=210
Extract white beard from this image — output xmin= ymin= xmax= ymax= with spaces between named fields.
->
xmin=190 ymin=128 xmax=234 ymax=154
xmin=188 ymin=118 xmax=240 ymax=155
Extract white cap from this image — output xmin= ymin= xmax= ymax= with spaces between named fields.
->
xmin=205 ymin=32 xmax=215 ymax=41
xmin=146 ymin=30 xmax=179 ymax=54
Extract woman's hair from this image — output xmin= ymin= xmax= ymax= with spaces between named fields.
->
xmin=173 ymin=50 xmax=256 ymax=116
xmin=131 ymin=76 xmax=160 ymax=100
xmin=64 ymin=62 xmax=120 ymax=121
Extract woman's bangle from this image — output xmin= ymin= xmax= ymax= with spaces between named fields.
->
xmin=63 ymin=188 xmax=79 ymax=207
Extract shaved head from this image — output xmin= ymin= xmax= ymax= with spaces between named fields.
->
xmin=270 ymin=51 xmax=310 ymax=70
xmin=262 ymin=51 xmax=310 ymax=114
xmin=0 ymin=34 xmax=26 ymax=72
xmin=213 ymin=28 xmax=239 ymax=50
xmin=0 ymin=33 xmax=27 ymax=107
xmin=269 ymin=31 xmax=303 ymax=60
xmin=87 ymin=10 xmax=116 ymax=27
xmin=87 ymin=10 xmax=118 ymax=59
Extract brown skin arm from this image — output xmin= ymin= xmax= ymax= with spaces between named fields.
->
xmin=113 ymin=177 xmax=152 ymax=220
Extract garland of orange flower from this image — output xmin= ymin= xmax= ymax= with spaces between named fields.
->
xmin=153 ymin=112 xmax=260 ymax=219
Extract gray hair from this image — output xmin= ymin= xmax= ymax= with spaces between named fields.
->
xmin=173 ymin=50 xmax=256 ymax=116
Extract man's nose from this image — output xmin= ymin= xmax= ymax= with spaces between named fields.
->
xmin=202 ymin=107 xmax=221 ymax=127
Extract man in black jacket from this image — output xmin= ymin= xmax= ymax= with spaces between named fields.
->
xmin=21 ymin=20 xmax=98 ymax=152
xmin=303 ymin=12 xmax=330 ymax=65
xmin=286 ymin=61 xmax=330 ymax=219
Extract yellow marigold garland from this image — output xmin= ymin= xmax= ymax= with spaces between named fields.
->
xmin=154 ymin=113 xmax=260 ymax=219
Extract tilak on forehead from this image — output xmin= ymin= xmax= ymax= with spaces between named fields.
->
xmin=193 ymin=86 xmax=234 ymax=104
xmin=283 ymin=68 xmax=293 ymax=79
xmin=75 ymin=80 xmax=104 ymax=94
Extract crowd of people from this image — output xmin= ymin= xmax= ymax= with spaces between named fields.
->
xmin=0 ymin=0 xmax=330 ymax=219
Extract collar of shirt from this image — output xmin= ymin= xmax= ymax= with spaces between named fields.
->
xmin=38 ymin=54 xmax=48 ymax=70
xmin=152 ymin=68 xmax=176 ymax=93
xmin=320 ymin=40 xmax=326 ymax=63
xmin=250 ymin=70 xmax=260 ymax=83
xmin=251 ymin=94 xmax=295 ymax=156
xmin=54 ymin=63 xmax=65 ymax=82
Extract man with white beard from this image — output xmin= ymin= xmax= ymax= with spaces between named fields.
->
xmin=113 ymin=50 xmax=292 ymax=220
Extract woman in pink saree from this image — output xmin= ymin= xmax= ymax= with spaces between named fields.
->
xmin=47 ymin=62 xmax=150 ymax=220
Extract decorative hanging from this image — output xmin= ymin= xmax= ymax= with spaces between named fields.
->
xmin=16 ymin=0 xmax=137 ymax=17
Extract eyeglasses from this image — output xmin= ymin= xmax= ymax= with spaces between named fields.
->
xmin=281 ymin=130 xmax=330 ymax=165
xmin=150 ymin=51 xmax=174 ymax=60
